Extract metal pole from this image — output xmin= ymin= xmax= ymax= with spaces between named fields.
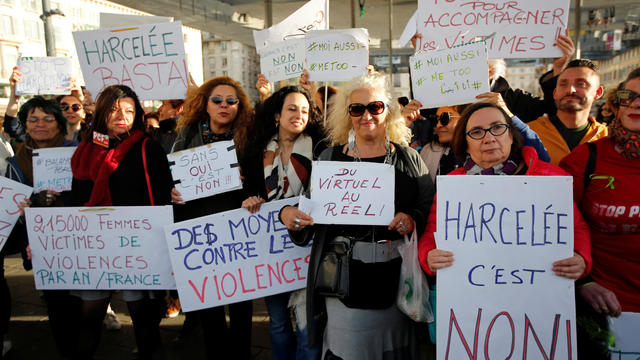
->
xmin=350 ymin=0 xmax=356 ymax=28
xmin=41 ymin=0 xmax=56 ymax=56
xmin=388 ymin=0 xmax=393 ymax=84
xmin=574 ymin=0 xmax=582 ymax=58
xmin=265 ymin=0 xmax=273 ymax=28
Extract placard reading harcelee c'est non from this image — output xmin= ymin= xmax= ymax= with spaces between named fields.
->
xmin=26 ymin=206 xmax=175 ymax=290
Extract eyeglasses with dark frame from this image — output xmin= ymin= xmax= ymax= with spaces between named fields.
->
xmin=348 ymin=101 xmax=386 ymax=117
xmin=466 ymin=123 xmax=511 ymax=140
xmin=210 ymin=96 xmax=239 ymax=105
xmin=60 ymin=103 xmax=83 ymax=112
xmin=617 ymin=90 xmax=640 ymax=107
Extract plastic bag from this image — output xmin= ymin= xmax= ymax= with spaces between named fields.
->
xmin=396 ymin=230 xmax=434 ymax=323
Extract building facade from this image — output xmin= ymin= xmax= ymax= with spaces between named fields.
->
xmin=597 ymin=45 xmax=640 ymax=90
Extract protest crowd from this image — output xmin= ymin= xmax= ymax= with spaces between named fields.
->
xmin=0 ymin=1 xmax=639 ymax=360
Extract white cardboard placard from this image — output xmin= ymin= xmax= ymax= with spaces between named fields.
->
xmin=73 ymin=21 xmax=187 ymax=100
xmin=260 ymin=39 xmax=306 ymax=83
xmin=416 ymin=0 xmax=569 ymax=58
xmin=435 ymin=176 xmax=577 ymax=360
xmin=15 ymin=57 xmax=72 ymax=96
xmin=308 ymin=161 xmax=394 ymax=225
xmin=305 ymin=29 xmax=369 ymax=82
xmin=32 ymin=147 xmax=76 ymax=193
xmin=609 ymin=312 xmax=640 ymax=360
xmin=167 ymin=141 xmax=242 ymax=202
xmin=0 ymin=176 xmax=33 ymax=252
xmin=26 ymin=206 xmax=175 ymax=290
xmin=164 ymin=198 xmax=310 ymax=312
xmin=410 ymin=41 xmax=489 ymax=109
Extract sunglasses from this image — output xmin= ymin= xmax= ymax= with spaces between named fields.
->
xmin=434 ymin=112 xmax=460 ymax=126
xmin=60 ymin=103 xmax=83 ymax=112
xmin=210 ymin=96 xmax=239 ymax=105
xmin=617 ymin=90 xmax=640 ymax=107
xmin=466 ymin=123 xmax=511 ymax=140
xmin=348 ymin=101 xmax=385 ymax=117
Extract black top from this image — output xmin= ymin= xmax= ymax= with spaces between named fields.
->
xmin=549 ymin=115 xmax=590 ymax=151
xmin=149 ymin=116 xmax=179 ymax=154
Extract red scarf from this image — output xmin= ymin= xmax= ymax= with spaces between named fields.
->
xmin=71 ymin=130 xmax=145 ymax=206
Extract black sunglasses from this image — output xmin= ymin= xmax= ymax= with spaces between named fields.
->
xmin=60 ymin=103 xmax=83 ymax=112
xmin=617 ymin=90 xmax=640 ymax=107
xmin=435 ymin=112 xmax=460 ymax=126
xmin=210 ymin=96 xmax=239 ymax=105
xmin=348 ymin=101 xmax=385 ymax=117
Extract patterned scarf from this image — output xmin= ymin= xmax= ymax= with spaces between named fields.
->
xmin=200 ymin=118 xmax=233 ymax=144
xmin=610 ymin=117 xmax=640 ymax=160
xmin=263 ymin=134 xmax=313 ymax=201
xmin=463 ymin=152 xmax=521 ymax=175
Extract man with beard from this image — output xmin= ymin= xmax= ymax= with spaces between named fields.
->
xmin=528 ymin=59 xmax=609 ymax=165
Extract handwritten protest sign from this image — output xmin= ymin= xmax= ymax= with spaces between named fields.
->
xmin=0 ymin=177 xmax=33 ymax=252
xmin=260 ymin=39 xmax=305 ymax=82
xmin=609 ymin=312 xmax=640 ymax=360
xmin=253 ymin=0 xmax=328 ymax=54
xmin=416 ymin=0 xmax=569 ymax=58
xmin=15 ymin=57 xmax=72 ymax=96
xmin=164 ymin=198 xmax=309 ymax=312
xmin=26 ymin=206 xmax=175 ymax=290
xmin=305 ymin=29 xmax=369 ymax=82
xmin=73 ymin=21 xmax=187 ymax=100
xmin=308 ymin=161 xmax=394 ymax=225
xmin=435 ymin=176 xmax=577 ymax=359
xmin=410 ymin=41 xmax=489 ymax=109
xmin=32 ymin=147 xmax=76 ymax=193
xmin=167 ymin=141 xmax=242 ymax=202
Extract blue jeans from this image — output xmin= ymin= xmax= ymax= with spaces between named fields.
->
xmin=265 ymin=292 xmax=321 ymax=360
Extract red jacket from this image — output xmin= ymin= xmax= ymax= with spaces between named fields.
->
xmin=418 ymin=146 xmax=592 ymax=277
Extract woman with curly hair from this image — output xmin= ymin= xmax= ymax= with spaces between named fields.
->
xmin=171 ymin=76 xmax=254 ymax=360
xmin=279 ymin=72 xmax=434 ymax=359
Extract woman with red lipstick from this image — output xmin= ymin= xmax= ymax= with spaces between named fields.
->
xmin=70 ymin=85 xmax=174 ymax=360
xmin=170 ymin=76 xmax=254 ymax=360
xmin=560 ymin=68 xmax=640 ymax=359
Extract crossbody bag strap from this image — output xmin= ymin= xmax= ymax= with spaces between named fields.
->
xmin=141 ymin=137 xmax=155 ymax=206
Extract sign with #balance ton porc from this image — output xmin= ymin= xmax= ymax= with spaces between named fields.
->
xmin=305 ymin=29 xmax=369 ymax=82
xmin=73 ymin=21 xmax=188 ymax=101
xmin=435 ymin=176 xmax=577 ymax=359
xmin=416 ymin=0 xmax=569 ymax=58
xmin=25 ymin=206 xmax=175 ymax=290
xmin=15 ymin=57 xmax=72 ymax=96
xmin=32 ymin=147 xmax=76 ymax=193
xmin=0 ymin=176 xmax=33 ymax=253
xmin=164 ymin=198 xmax=310 ymax=312
xmin=410 ymin=41 xmax=489 ymax=109
xmin=307 ymin=161 xmax=395 ymax=225
xmin=167 ymin=141 xmax=242 ymax=202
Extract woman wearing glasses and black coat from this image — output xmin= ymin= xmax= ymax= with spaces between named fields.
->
xmin=170 ymin=76 xmax=254 ymax=360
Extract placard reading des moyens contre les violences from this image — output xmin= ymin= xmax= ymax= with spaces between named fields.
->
xmin=167 ymin=141 xmax=242 ymax=202
xmin=26 ymin=206 xmax=175 ymax=290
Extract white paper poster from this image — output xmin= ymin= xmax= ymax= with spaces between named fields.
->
xmin=167 ymin=141 xmax=242 ymax=202
xmin=73 ymin=21 xmax=187 ymax=100
xmin=609 ymin=312 xmax=640 ymax=360
xmin=32 ymin=147 xmax=76 ymax=193
xmin=305 ymin=29 xmax=369 ymax=82
xmin=416 ymin=0 xmax=569 ymax=58
xmin=15 ymin=57 xmax=72 ymax=96
xmin=308 ymin=161 xmax=394 ymax=225
xmin=260 ymin=39 xmax=306 ymax=82
xmin=435 ymin=176 xmax=577 ymax=360
xmin=164 ymin=198 xmax=310 ymax=312
xmin=0 ymin=176 xmax=33 ymax=253
xmin=26 ymin=206 xmax=175 ymax=290
xmin=410 ymin=41 xmax=489 ymax=109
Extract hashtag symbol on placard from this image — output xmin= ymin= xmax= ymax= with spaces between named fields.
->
xmin=416 ymin=77 xmax=426 ymax=86
xmin=307 ymin=42 xmax=318 ymax=52
xmin=472 ymin=81 xmax=481 ymax=90
xmin=414 ymin=60 xmax=423 ymax=70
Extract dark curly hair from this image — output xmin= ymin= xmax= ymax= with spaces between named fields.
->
xmin=245 ymin=86 xmax=324 ymax=159
xmin=18 ymin=96 xmax=67 ymax=135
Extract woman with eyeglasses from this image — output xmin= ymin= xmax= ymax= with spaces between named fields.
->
xmin=3 ymin=96 xmax=80 ymax=359
xmin=278 ymin=73 xmax=434 ymax=359
xmin=170 ymin=76 xmax=254 ymax=360
xmin=559 ymin=68 xmax=640 ymax=359
xmin=418 ymin=100 xmax=592 ymax=296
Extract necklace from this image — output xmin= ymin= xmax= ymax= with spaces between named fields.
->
xmin=352 ymin=137 xmax=392 ymax=164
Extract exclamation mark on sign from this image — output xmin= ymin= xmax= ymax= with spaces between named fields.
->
xmin=226 ymin=175 xmax=233 ymax=184
xmin=553 ymin=27 xmax=562 ymax=46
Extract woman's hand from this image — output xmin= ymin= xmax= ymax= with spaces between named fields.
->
xmin=242 ymin=196 xmax=265 ymax=214
xmin=427 ymin=249 xmax=454 ymax=273
xmin=410 ymin=33 xmax=422 ymax=51
xmin=171 ymin=187 xmax=185 ymax=204
xmin=26 ymin=245 xmax=32 ymax=260
xmin=579 ymin=282 xmax=622 ymax=317
xmin=388 ymin=212 xmax=415 ymax=235
xmin=401 ymin=99 xmax=422 ymax=124
xmin=475 ymin=92 xmax=514 ymax=118
xmin=68 ymin=77 xmax=84 ymax=102
xmin=281 ymin=205 xmax=313 ymax=231
xmin=256 ymin=74 xmax=272 ymax=103
xmin=552 ymin=252 xmax=586 ymax=280
xmin=44 ymin=190 xmax=60 ymax=206
xmin=9 ymin=66 xmax=21 ymax=94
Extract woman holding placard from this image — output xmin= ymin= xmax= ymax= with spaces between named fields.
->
xmin=3 ymin=96 xmax=79 ymax=359
xmin=241 ymin=85 xmax=325 ymax=360
xmin=279 ymin=72 xmax=434 ymax=359
xmin=170 ymin=76 xmax=254 ymax=360
xmin=70 ymin=84 xmax=174 ymax=360
xmin=560 ymin=68 xmax=640 ymax=358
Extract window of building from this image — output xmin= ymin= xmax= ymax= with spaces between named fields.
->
xmin=3 ymin=45 xmax=18 ymax=77
xmin=24 ymin=20 xmax=41 ymax=40
xmin=0 ymin=15 xmax=14 ymax=36
xmin=223 ymin=70 xmax=228 ymax=76
xmin=222 ymin=57 xmax=227 ymax=67
xmin=22 ymin=0 xmax=37 ymax=10
xmin=208 ymin=42 xmax=215 ymax=51
xmin=221 ymin=41 xmax=227 ymax=51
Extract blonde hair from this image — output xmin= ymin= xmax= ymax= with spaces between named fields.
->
xmin=326 ymin=72 xmax=411 ymax=146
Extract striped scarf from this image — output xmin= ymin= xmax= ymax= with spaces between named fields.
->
xmin=263 ymin=134 xmax=313 ymax=201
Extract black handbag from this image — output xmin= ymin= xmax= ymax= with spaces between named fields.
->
xmin=314 ymin=236 xmax=352 ymax=298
